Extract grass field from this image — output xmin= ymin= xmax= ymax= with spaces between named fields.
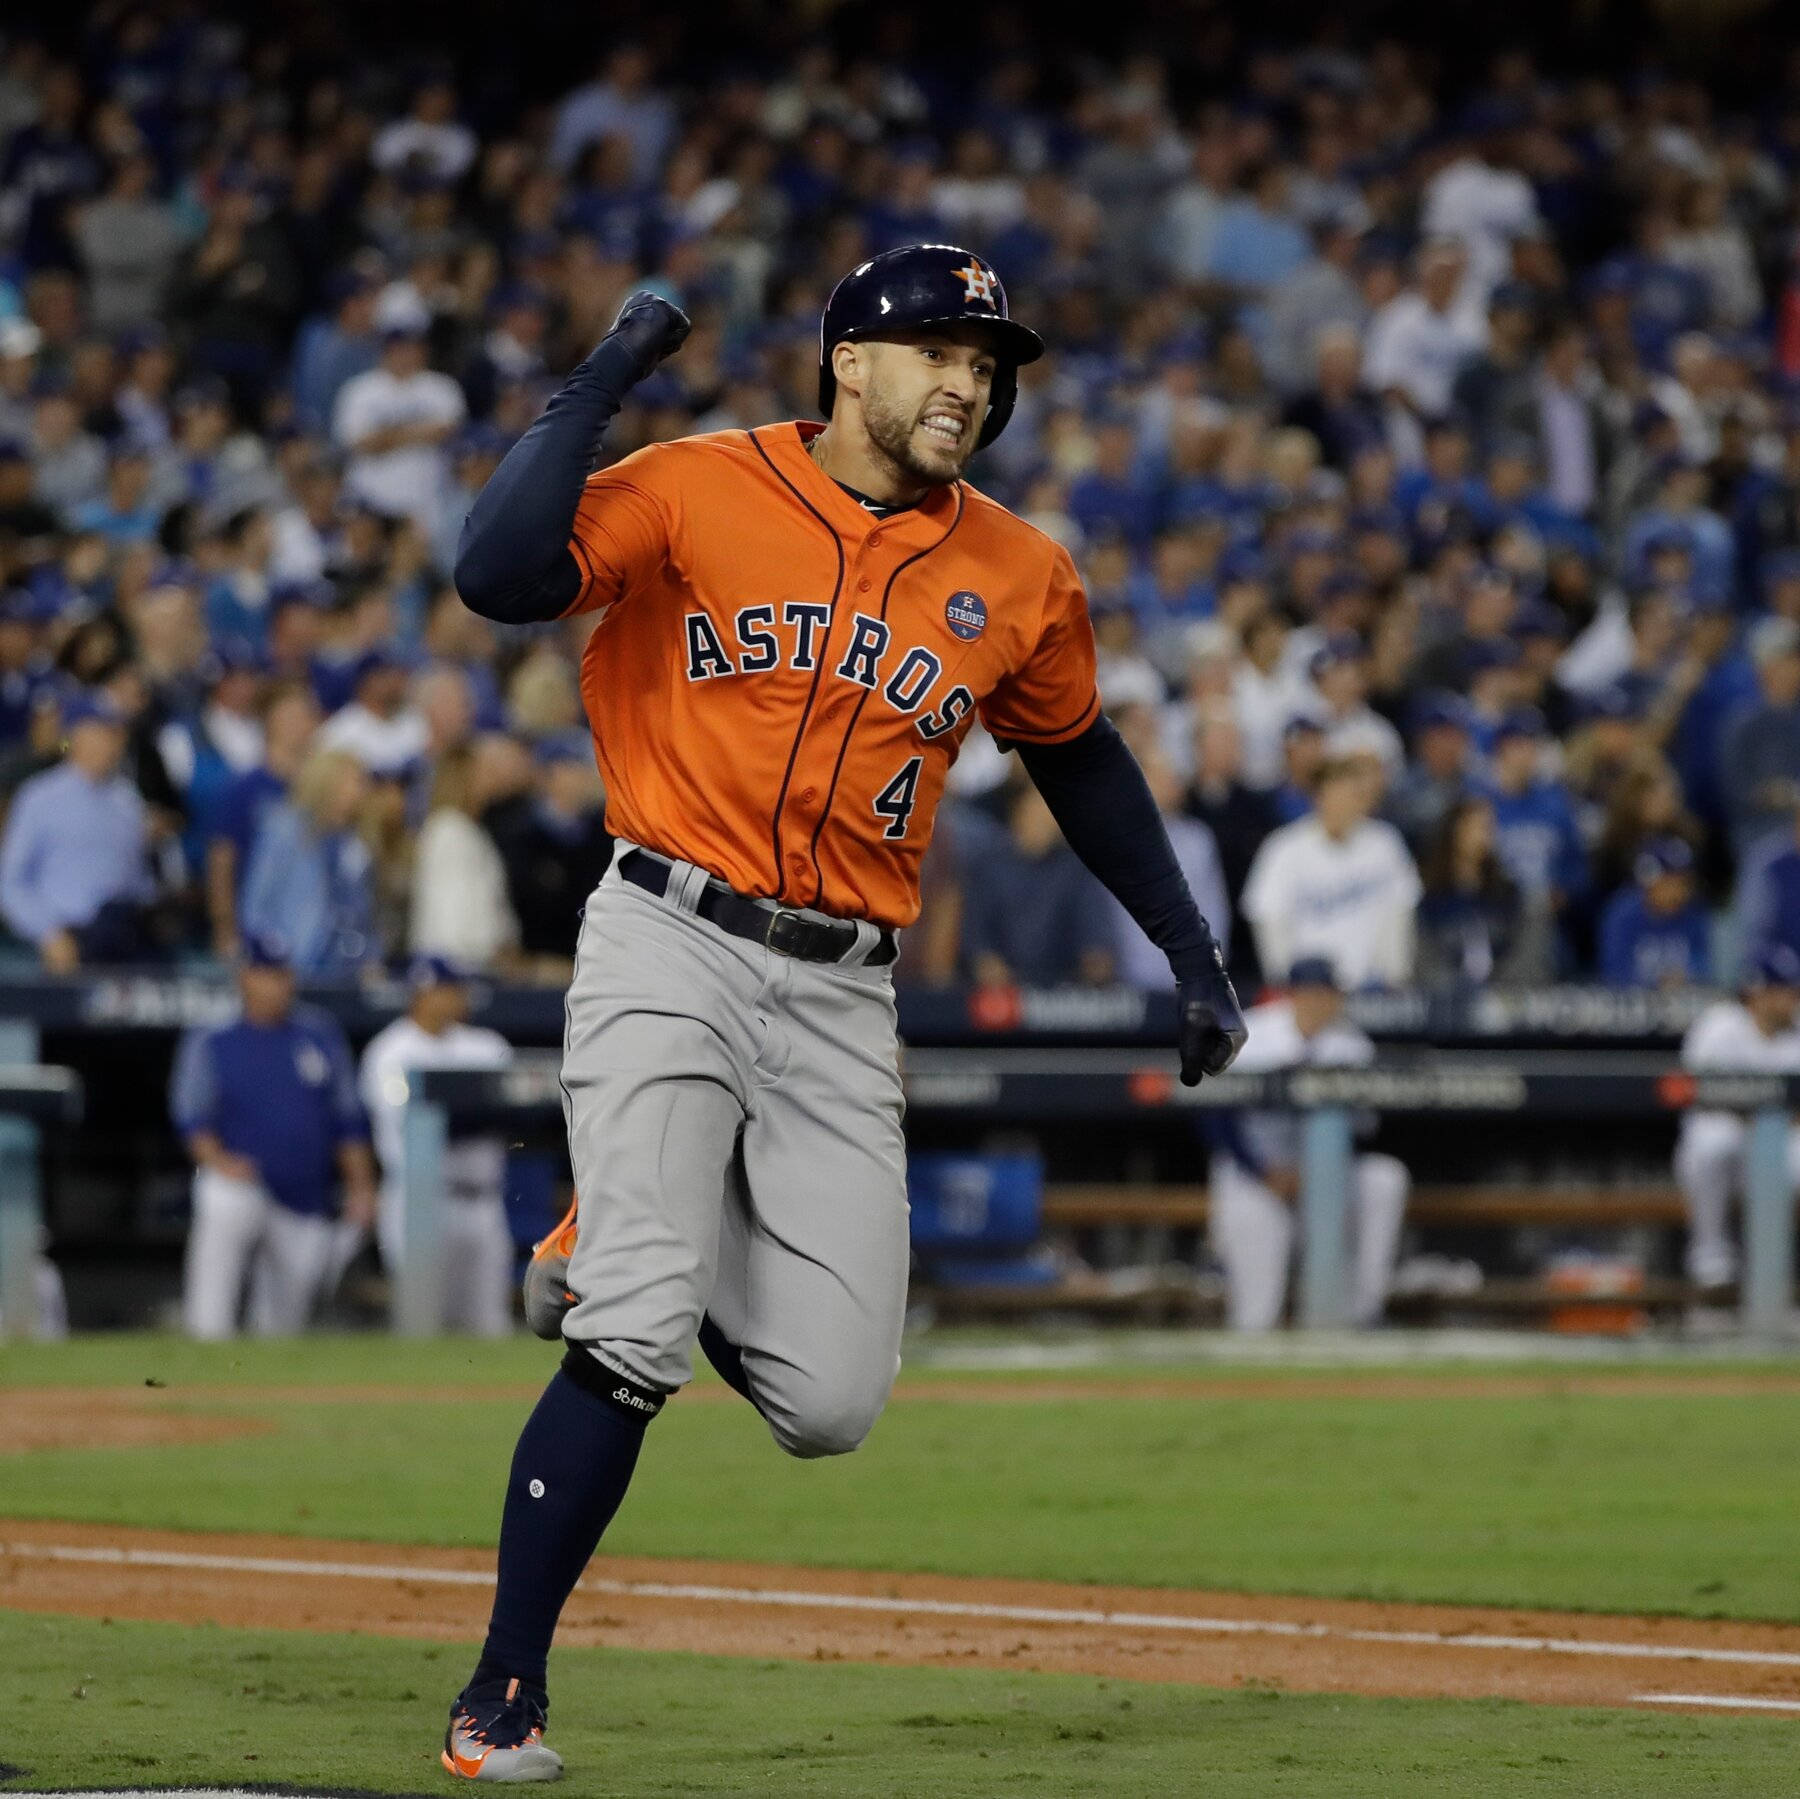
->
xmin=5 ymin=1333 xmax=1800 ymax=1795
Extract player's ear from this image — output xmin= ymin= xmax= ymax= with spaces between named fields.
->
xmin=831 ymin=338 xmax=866 ymax=403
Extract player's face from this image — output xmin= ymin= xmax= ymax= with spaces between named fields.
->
xmin=854 ymin=330 xmax=997 ymax=486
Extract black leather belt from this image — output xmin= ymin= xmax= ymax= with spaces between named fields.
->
xmin=618 ymin=850 xmax=898 ymax=966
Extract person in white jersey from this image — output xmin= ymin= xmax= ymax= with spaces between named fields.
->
xmin=1206 ymin=956 xmax=1410 ymax=1330
xmin=1241 ymin=754 xmax=1422 ymax=988
xmin=360 ymin=954 xmax=516 ymax=1334
xmin=1673 ymin=943 xmax=1800 ymax=1291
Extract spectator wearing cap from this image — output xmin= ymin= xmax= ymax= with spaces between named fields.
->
xmin=1450 ymin=282 xmax=1540 ymax=457
xmin=1511 ymin=602 xmax=1582 ymax=736
xmin=1596 ymin=210 xmax=1710 ymax=369
xmin=1623 ymin=463 xmax=1735 ymax=610
xmin=1066 ymin=418 xmax=1159 ymax=552
xmin=317 ymin=651 xmax=428 ymax=778
xmin=484 ymin=733 xmax=611 ymax=973
xmin=1310 ymin=633 xmax=1403 ymax=787
xmin=358 ymin=950 xmax=514 ymax=1334
xmin=1482 ymin=707 xmax=1588 ymax=949
xmin=69 ymin=440 xmax=162 ymax=545
xmin=1269 ymin=714 xmax=1327 ymax=824
xmin=159 ymin=636 xmax=266 ymax=864
xmin=1387 ymin=691 xmax=1476 ymax=857
xmin=170 ymin=931 xmax=375 ymax=1338
xmin=409 ymin=734 xmax=521 ymax=970
xmin=332 ymin=292 xmax=466 ymax=531
xmin=1722 ymin=617 xmax=1800 ymax=859
xmin=1393 ymin=419 xmax=1495 ymax=554
xmin=1241 ymin=754 xmax=1421 ymax=989
xmin=430 ymin=426 xmax=508 ymax=581
xmin=0 ymin=690 xmax=154 ymax=969
xmin=240 ymin=745 xmax=378 ymax=977
xmin=960 ymin=774 xmax=1117 ymax=990
xmin=206 ymin=676 xmax=321 ymax=959
xmin=460 ymin=287 xmax=548 ymax=425
xmin=1361 ymin=239 xmax=1488 ymax=446
xmin=1416 ymin=795 xmax=1547 ymax=987
xmin=28 ymin=383 xmax=105 ymax=523
xmin=1204 ymin=955 xmax=1410 ymax=1329
xmin=0 ymin=587 xmax=54 ymax=744
xmin=291 ymin=270 xmax=382 ymax=434
xmin=1673 ymin=944 xmax=1800 ymax=1291
xmin=268 ymin=450 xmax=344 ymax=587
xmin=1598 ymin=836 xmax=1710 ymax=988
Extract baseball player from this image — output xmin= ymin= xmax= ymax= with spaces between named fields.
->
xmin=1673 ymin=944 xmax=1800 ymax=1290
xmin=360 ymin=954 xmax=516 ymax=1335
xmin=1206 ymin=956 xmax=1409 ymax=1331
xmin=436 ymin=245 xmax=1246 ymax=1780
xmin=169 ymin=931 xmax=376 ymax=1338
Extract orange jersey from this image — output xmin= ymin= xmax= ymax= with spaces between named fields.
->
xmin=565 ymin=420 xmax=1098 ymax=929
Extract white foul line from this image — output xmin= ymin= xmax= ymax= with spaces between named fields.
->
xmin=1634 ymin=1693 xmax=1800 ymax=1712
xmin=9 ymin=1540 xmax=1800 ymax=1677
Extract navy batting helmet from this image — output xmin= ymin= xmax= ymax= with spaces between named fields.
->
xmin=818 ymin=244 xmax=1044 ymax=449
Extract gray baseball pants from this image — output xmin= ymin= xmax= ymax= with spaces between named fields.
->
xmin=560 ymin=850 xmax=910 ymax=1457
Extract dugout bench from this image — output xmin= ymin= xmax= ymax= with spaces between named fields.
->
xmin=401 ymin=1053 xmax=1800 ymax=1342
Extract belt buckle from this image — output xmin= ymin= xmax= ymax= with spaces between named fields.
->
xmin=764 ymin=907 xmax=809 ymax=956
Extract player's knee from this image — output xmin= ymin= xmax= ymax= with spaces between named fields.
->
xmin=764 ymin=1374 xmax=888 ymax=1460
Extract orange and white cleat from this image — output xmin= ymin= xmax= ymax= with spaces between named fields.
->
xmin=442 ymin=1677 xmax=563 ymax=1783
xmin=522 ymin=1196 xmax=579 ymax=1341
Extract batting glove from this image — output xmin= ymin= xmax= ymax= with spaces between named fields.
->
xmin=1176 ymin=945 xmax=1247 ymax=1086
xmin=604 ymin=289 xmax=692 ymax=385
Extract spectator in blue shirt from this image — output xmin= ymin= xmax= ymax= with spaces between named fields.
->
xmin=1722 ymin=616 xmax=1800 ymax=859
xmin=1483 ymin=707 xmax=1589 ymax=943
xmin=69 ymin=442 xmax=163 ymax=544
xmin=1067 ymin=418 xmax=1160 ymax=550
xmin=240 ymin=745 xmax=378 ymax=976
xmin=960 ymin=778 xmax=1116 ymax=988
xmin=289 ymin=269 xmax=381 ymax=433
xmin=1204 ymin=164 xmax=1310 ymax=297
xmin=1599 ymin=836 xmax=1710 ymax=986
xmin=169 ymin=930 xmax=375 ymax=1337
xmin=206 ymin=676 xmax=321 ymax=957
xmin=0 ymin=690 xmax=155 ymax=969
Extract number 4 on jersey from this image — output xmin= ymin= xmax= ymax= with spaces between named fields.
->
xmin=873 ymin=756 xmax=923 ymax=840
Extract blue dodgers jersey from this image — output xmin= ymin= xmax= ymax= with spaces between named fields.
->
xmin=170 ymin=1003 xmax=367 ymax=1216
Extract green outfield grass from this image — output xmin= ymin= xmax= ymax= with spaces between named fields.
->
xmin=3 ymin=1336 xmax=1800 ymax=1619
xmin=4 ymin=1612 xmax=1795 ymax=1799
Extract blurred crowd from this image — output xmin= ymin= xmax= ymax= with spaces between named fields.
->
xmin=5 ymin=12 xmax=1800 ymax=994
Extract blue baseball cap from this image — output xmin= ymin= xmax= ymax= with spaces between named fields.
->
xmin=1412 ymin=690 xmax=1470 ymax=734
xmin=1634 ymin=836 xmax=1694 ymax=883
xmin=408 ymin=952 xmax=470 ymax=989
xmin=1287 ymin=956 xmax=1341 ymax=991
xmin=63 ymin=690 xmax=125 ymax=729
xmin=1282 ymin=712 xmax=1326 ymax=741
xmin=1494 ymin=705 xmax=1547 ymax=744
xmin=1309 ymin=631 xmax=1367 ymax=677
xmin=1747 ymin=942 xmax=1800 ymax=991
xmin=239 ymin=930 xmax=292 ymax=970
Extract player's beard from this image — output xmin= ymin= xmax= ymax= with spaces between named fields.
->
xmin=861 ymin=383 xmax=976 ymax=488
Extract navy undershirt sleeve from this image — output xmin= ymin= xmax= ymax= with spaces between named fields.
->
xmin=1015 ymin=714 xmax=1215 ymax=982
xmin=453 ymin=339 xmax=648 ymax=624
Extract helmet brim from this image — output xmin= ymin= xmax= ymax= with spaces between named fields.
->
xmin=832 ymin=313 xmax=1044 ymax=367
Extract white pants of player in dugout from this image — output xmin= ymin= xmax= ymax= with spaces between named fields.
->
xmin=559 ymin=851 xmax=909 ymax=1458
xmin=1673 ymin=1115 xmax=1800 ymax=1288
xmin=183 ymin=1168 xmax=337 ymax=1339
xmin=1210 ymin=1153 xmax=1410 ymax=1330
xmin=377 ymin=1182 xmax=515 ymax=1336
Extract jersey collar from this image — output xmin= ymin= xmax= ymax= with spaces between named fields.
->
xmin=765 ymin=422 xmax=961 ymax=542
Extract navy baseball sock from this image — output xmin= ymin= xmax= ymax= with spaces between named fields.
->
xmin=469 ymin=1357 xmax=659 ymax=1695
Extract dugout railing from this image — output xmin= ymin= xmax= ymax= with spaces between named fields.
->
xmin=401 ymin=1053 xmax=1800 ymax=1342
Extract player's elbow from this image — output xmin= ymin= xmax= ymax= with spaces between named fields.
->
xmin=452 ymin=538 xmax=579 ymax=626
